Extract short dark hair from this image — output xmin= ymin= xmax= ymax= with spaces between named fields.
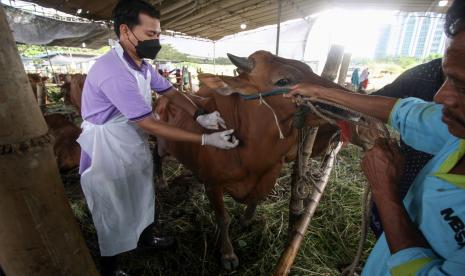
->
xmin=112 ymin=0 xmax=160 ymax=38
xmin=445 ymin=0 xmax=465 ymax=37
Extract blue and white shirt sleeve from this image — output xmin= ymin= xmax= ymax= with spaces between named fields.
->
xmin=389 ymin=97 xmax=451 ymax=155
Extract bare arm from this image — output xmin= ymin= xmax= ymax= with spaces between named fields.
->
xmin=136 ymin=115 xmax=201 ymax=144
xmin=375 ymin=194 xmax=429 ymax=253
xmin=362 ymin=139 xmax=429 ymax=253
xmin=285 ymin=84 xmax=399 ymax=123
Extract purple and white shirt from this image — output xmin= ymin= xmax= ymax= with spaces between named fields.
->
xmin=79 ymin=46 xmax=172 ymax=173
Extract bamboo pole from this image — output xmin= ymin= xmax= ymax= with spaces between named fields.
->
xmin=274 ymin=141 xmax=343 ymax=276
xmin=0 ymin=6 xmax=98 ymax=276
xmin=288 ymin=127 xmax=319 ymax=230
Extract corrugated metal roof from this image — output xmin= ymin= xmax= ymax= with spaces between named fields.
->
xmin=23 ymin=0 xmax=450 ymax=41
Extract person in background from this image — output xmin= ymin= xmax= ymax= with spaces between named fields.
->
xmin=182 ymin=66 xmax=190 ymax=91
xmin=175 ymin=68 xmax=182 ymax=88
xmin=163 ymin=68 xmax=169 ymax=79
xmin=359 ymin=68 xmax=369 ymax=92
xmin=351 ymin=68 xmax=360 ymax=91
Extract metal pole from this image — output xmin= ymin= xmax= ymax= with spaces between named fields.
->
xmin=43 ymin=46 xmax=58 ymax=83
xmin=213 ymin=41 xmax=216 ymax=74
xmin=276 ymin=0 xmax=282 ymax=55
xmin=68 ymin=48 xmax=75 ymax=73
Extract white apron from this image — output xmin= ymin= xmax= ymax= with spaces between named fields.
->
xmin=77 ymin=43 xmax=154 ymax=256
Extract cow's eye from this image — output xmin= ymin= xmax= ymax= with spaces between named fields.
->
xmin=275 ymin=78 xmax=291 ymax=86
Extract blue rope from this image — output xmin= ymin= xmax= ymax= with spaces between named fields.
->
xmin=240 ymin=88 xmax=291 ymax=100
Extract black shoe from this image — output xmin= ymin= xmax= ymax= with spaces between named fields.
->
xmin=137 ymin=234 xmax=175 ymax=251
xmin=100 ymin=256 xmax=130 ymax=276
xmin=113 ymin=270 xmax=130 ymax=276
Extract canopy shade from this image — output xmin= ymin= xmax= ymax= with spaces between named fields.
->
xmin=4 ymin=4 xmax=113 ymax=48
xmin=23 ymin=0 xmax=450 ymax=41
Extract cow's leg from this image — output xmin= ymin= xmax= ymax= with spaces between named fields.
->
xmin=239 ymin=203 xmax=257 ymax=227
xmin=205 ymin=185 xmax=239 ymax=270
xmin=153 ymin=142 xmax=168 ymax=190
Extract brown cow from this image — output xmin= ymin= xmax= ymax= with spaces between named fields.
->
xmin=61 ymin=74 xmax=86 ymax=114
xmin=154 ymin=51 xmax=365 ymax=270
xmin=27 ymin=73 xmax=48 ymax=101
xmin=44 ymin=113 xmax=81 ymax=171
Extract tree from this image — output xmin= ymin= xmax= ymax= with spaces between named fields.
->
xmin=16 ymin=44 xmax=110 ymax=57
xmin=157 ymin=43 xmax=189 ymax=61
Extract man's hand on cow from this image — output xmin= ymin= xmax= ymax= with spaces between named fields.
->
xmin=361 ymin=138 xmax=405 ymax=202
xmin=284 ymin=84 xmax=331 ymax=99
xmin=196 ymin=111 xmax=227 ymax=130
xmin=202 ymin=129 xmax=239 ymax=149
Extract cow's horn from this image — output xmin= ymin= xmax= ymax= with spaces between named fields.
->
xmin=227 ymin=53 xmax=253 ymax=72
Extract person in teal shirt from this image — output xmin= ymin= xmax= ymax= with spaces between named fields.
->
xmin=284 ymin=1 xmax=465 ymax=274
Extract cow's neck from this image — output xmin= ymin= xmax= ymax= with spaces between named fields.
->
xmin=210 ymin=93 xmax=298 ymax=143
xmin=239 ymin=95 xmax=297 ymax=140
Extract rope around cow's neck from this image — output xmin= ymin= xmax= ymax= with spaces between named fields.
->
xmin=258 ymin=94 xmax=285 ymax=139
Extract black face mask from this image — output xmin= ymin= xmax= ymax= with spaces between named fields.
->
xmin=129 ymin=29 xmax=162 ymax=60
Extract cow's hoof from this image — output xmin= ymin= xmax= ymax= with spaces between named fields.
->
xmin=221 ymin=253 xmax=239 ymax=270
xmin=239 ymin=215 xmax=254 ymax=228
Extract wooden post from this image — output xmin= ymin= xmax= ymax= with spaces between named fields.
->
xmin=337 ymin=52 xmax=352 ymax=86
xmin=321 ymin=45 xmax=345 ymax=82
xmin=274 ymin=142 xmax=343 ymax=276
xmin=0 ymin=6 xmax=98 ymax=276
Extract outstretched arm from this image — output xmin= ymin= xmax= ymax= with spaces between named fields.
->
xmin=285 ymin=84 xmax=398 ymax=123
xmin=136 ymin=115 xmax=238 ymax=150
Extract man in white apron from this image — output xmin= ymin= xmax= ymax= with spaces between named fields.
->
xmin=77 ymin=1 xmax=239 ymax=275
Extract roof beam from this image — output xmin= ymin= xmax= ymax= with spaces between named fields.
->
xmin=200 ymin=9 xmax=300 ymax=39
xmin=181 ymin=0 xmax=321 ymax=36
xmin=165 ymin=0 xmax=252 ymax=29
xmin=160 ymin=2 xmax=198 ymax=22
xmin=158 ymin=0 xmax=192 ymax=15
xmin=185 ymin=1 xmax=306 ymax=37
xmin=170 ymin=0 xmax=270 ymax=29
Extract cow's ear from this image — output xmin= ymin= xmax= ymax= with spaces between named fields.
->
xmin=198 ymin=74 xmax=234 ymax=95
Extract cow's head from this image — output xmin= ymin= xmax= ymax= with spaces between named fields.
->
xmin=199 ymin=51 xmax=337 ymax=97
xmin=199 ymin=51 xmax=359 ymax=124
